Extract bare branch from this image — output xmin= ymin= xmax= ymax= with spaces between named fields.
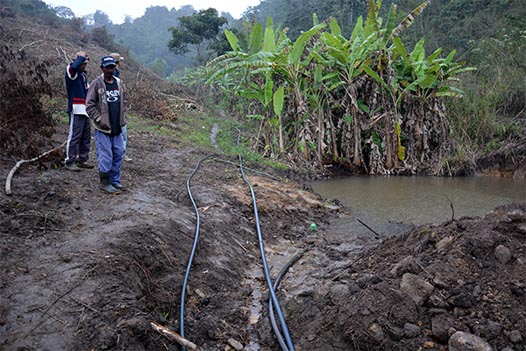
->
xmin=5 ymin=141 xmax=66 ymax=195
xmin=150 ymin=322 xmax=197 ymax=350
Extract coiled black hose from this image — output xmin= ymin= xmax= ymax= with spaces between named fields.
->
xmin=179 ymin=131 xmax=297 ymax=350
xmin=235 ymin=128 xmax=296 ymax=351
xmin=179 ymin=154 xmax=214 ymax=350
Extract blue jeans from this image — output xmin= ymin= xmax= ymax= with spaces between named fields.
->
xmin=122 ymin=125 xmax=127 ymax=156
xmin=95 ymin=130 xmax=124 ymax=184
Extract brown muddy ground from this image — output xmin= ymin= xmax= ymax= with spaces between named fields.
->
xmin=1 ymin=124 xmax=525 ymax=351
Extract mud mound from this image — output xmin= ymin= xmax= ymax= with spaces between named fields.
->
xmin=286 ymin=203 xmax=526 ymax=350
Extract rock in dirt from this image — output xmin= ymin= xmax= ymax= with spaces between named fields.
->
xmin=227 ymin=338 xmax=244 ymax=350
xmin=403 ymin=323 xmax=421 ymax=338
xmin=448 ymin=331 xmax=493 ymax=351
xmin=508 ymin=329 xmax=523 ymax=344
xmin=400 ymin=272 xmax=434 ymax=306
xmin=486 ymin=320 xmax=503 ymax=339
xmin=389 ymin=255 xmax=415 ymax=277
xmin=431 ymin=314 xmax=456 ymax=343
xmin=493 ymin=244 xmax=512 ymax=264
xmin=329 ymin=283 xmax=350 ymax=304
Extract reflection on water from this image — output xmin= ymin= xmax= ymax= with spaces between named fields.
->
xmin=311 ymin=176 xmax=526 ymax=237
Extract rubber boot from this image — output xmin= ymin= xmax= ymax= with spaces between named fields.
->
xmin=99 ymin=172 xmax=120 ymax=194
xmin=111 ymin=182 xmax=127 ymax=191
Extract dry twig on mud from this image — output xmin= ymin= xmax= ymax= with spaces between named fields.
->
xmin=68 ymin=296 xmax=100 ymax=314
xmin=357 ymin=218 xmax=381 ymax=239
xmin=232 ymin=236 xmax=249 ymax=253
xmin=4 ymin=141 xmax=66 ymax=195
xmin=25 ymin=265 xmax=97 ymax=337
xmin=150 ymin=322 xmax=197 ymax=350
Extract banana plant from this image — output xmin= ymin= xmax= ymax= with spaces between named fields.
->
xmin=317 ymin=16 xmax=379 ymax=166
xmin=358 ymin=0 xmax=445 ymax=170
xmin=206 ymin=18 xmax=294 ymax=155
xmin=392 ymin=38 xmax=476 ymax=100
xmin=273 ymin=85 xmax=285 ymax=153
xmin=200 ymin=0 xmax=474 ymax=175
xmin=272 ymin=18 xmax=327 ymax=155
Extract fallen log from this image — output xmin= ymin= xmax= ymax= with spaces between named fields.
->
xmin=5 ymin=141 xmax=66 ymax=196
xmin=150 ymin=321 xmax=197 ymax=350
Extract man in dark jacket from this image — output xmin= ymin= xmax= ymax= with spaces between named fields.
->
xmin=64 ymin=51 xmax=94 ymax=171
xmin=86 ymin=55 xmax=127 ymax=194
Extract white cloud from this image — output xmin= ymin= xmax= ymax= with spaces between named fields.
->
xmin=46 ymin=0 xmax=261 ymax=24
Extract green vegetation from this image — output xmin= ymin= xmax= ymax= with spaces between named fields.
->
xmin=5 ymin=0 xmax=523 ymax=173
xmin=199 ymin=1 xmax=473 ymax=175
xmin=242 ymin=0 xmax=525 ymax=164
xmin=127 ymin=112 xmax=289 ymax=170
xmin=168 ymin=8 xmax=228 ymax=64
xmin=446 ymin=27 xmax=526 ymax=149
xmin=0 ymin=0 xmax=57 ymax=20
xmin=99 ymin=6 xmax=198 ymax=75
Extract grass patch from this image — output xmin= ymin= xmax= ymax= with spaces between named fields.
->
xmin=215 ymin=124 xmax=289 ymax=170
xmin=127 ymin=110 xmax=289 ymax=171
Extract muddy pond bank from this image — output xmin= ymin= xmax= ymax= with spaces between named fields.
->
xmin=310 ymin=175 xmax=526 ymax=237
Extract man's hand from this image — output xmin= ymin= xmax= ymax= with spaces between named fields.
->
xmin=75 ymin=51 xmax=89 ymax=61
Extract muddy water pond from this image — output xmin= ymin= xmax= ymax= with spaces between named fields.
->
xmin=311 ymin=175 xmax=526 ymax=238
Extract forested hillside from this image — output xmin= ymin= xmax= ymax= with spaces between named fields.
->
xmin=108 ymin=6 xmax=227 ymax=76
xmin=246 ymin=0 xmax=526 ymax=56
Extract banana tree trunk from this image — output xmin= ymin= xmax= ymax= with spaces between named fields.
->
xmin=346 ymin=87 xmax=362 ymax=167
xmin=317 ymin=109 xmax=324 ymax=163
xmin=278 ymin=114 xmax=284 ymax=154
xmin=383 ymin=98 xmax=393 ymax=170
xmin=353 ymin=110 xmax=362 ymax=166
xmin=293 ymin=83 xmax=308 ymax=157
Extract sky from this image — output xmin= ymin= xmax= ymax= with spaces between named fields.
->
xmin=44 ymin=0 xmax=262 ymax=24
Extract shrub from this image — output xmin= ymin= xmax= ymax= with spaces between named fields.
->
xmin=0 ymin=31 xmax=55 ymax=158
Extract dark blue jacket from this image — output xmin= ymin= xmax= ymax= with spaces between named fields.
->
xmin=65 ymin=55 xmax=89 ymax=114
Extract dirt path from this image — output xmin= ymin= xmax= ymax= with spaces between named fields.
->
xmin=0 ymin=128 xmax=338 ymax=350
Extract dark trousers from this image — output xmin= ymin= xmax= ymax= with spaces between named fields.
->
xmin=65 ymin=113 xmax=91 ymax=165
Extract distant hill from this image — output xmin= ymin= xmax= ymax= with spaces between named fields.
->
xmin=107 ymin=5 xmax=196 ymax=77
xmin=106 ymin=6 xmax=235 ymax=77
xmin=43 ymin=2 xmax=236 ymax=78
